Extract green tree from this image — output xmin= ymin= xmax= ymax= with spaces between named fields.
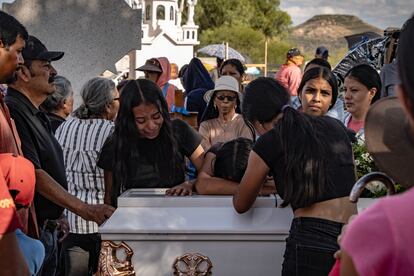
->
xmin=250 ymin=0 xmax=291 ymax=37
xmin=267 ymin=38 xmax=293 ymax=67
xmin=195 ymin=0 xmax=292 ymax=65
xmin=199 ymin=25 xmax=264 ymax=63
xmin=199 ymin=24 xmax=293 ymax=64
xmin=195 ymin=0 xmax=254 ymax=32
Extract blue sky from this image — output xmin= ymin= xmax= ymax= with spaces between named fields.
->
xmin=1 ymin=0 xmax=412 ymax=29
xmin=280 ymin=0 xmax=413 ymax=29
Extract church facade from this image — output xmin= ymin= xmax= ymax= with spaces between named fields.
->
xmin=120 ymin=0 xmax=199 ymax=75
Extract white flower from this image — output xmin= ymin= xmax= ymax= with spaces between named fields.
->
xmin=355 ymin=159 xmax=360 ymax=166
xmin=366 ymin=181 xmax=386 ymax=193
xmin=362 ymin=153 xmax=370 ymax=161
xmin=357 ymin=137 xmax=365 ymax=146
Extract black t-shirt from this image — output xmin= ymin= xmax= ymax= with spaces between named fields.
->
xmin=45 ymin=112 xmax=65 ymax=134
xmin=98 ymin=119 xmax=201 ymax=190
xmin=253 ymin=116 xmax=355 ymax=210
xmin=5 ymin=88 xmax=68 ymax=226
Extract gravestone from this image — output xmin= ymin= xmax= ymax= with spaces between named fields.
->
xmin=3 ymin=0 xmax=141 ymax=106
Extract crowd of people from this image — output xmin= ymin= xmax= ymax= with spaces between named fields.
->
xmin=0 ymin=9 xmax=413 ymax=276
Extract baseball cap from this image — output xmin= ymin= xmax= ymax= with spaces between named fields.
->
xmin=136 ymin=58 xmax=162 ymax=73
xmin=22 ymin=35 xmax=64 ymax=62
xmin=315 ymin=46 xmax=329 ymax=59
xmin=0 ymin=154 xmax=35 ymax=208
xmin=287 ymin=48 xmax=302 ymax=58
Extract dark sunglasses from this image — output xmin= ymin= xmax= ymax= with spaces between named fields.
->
xmin=216 ymin=95 xmax=237 ymax=102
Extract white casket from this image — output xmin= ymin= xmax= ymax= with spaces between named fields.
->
xmin=98 ymin=189 xmax=294 ymax=276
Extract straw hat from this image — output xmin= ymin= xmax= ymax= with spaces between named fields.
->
xmin=365 ymin=97 xmax=414 ymax=187
xmin=203 ymin=76 xmax=242 ymax=103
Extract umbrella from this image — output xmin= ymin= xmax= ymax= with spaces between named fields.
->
xmin=345 ymin=32 xmax=382 ymax=50
xmin=197 ymin=44 xmax=245 ymax=63
xmin=246 ymin=67 xmax=260 ymax=75
xmin=333 ymin=36 xmax=388 ymax=85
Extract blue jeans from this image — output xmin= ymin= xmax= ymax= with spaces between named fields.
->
xmin=282 ymin=217 xmax=343 ymax=276
xmin=16 ymin=229 xmax=45 ymax=276
xmin=38 ymin=222 xmax=59 ymax=276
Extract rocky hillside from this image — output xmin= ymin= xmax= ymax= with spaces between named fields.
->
xmin=289 ymin=15 xmax=382 ymax=61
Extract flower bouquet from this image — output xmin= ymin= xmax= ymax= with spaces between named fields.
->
xmin=352 ymin=137 xmax=405 ymax=197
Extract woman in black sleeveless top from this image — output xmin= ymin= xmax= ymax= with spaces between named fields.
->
xmin=233 ymin=77 xmax=357 ymax=276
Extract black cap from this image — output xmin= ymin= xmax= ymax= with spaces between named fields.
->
xmin=315 ymin=46 xmax=329 ymax=59
xmin=287 ymin=48 xmax=302 ymax=58
xmin=22 ymin=35 xmax=64 ymax=62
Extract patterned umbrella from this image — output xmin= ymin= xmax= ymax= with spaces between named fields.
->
xmin=197 ymin=44 xmax=245 ymax=62
xmin=333 ymin=36 xmax=388 ymax=85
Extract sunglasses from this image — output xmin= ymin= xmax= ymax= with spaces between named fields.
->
xmin=216 ymin=95 xmax=237 ymax=102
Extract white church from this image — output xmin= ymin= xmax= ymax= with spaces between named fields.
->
xmin=119 ymin=0 xmax=199 ymax=76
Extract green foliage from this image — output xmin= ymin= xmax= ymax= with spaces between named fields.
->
xmin=199 ymin=25 xmax=264 ymax=62
xmin=199 ymin=25 xmax=293 ymax=64
xmin=353 ymin=138 xmax=377 ymax=179
xmin=195 ymin=0 xmax=291 ymax=63
xmin=196 ymin=0 xmax=255 ymax=32
xmin=267 ymin=38 xmax=293 ymax=67
xmin=353 ymin=137 xmax=405 ymax=198
xmin=250 ymin=0 xmax=291 ymax=37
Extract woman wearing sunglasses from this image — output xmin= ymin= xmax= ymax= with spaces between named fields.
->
xmin=198 ymin=76 xmax=254 ymax=151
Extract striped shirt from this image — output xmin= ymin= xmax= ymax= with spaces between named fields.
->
xmin=55 ymin=117 xmax=114 ymax=234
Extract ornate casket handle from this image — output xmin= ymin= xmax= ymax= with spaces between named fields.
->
xmin=97 ymin=240 xmax=135 ymax=276
xmin=173 ymin=252 xmax=213 ymax=276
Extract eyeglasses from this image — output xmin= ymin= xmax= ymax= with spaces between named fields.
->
xmin=216 ymin=95 xmax=237 ymax=102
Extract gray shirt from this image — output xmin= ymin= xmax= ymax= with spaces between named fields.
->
xmin=380 ymin=59 xmax=400 ymax=98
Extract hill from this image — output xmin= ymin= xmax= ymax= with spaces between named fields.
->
xmin=289 ymin=14 xmax=383 ymax=64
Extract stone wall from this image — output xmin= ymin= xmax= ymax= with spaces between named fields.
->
xmin=3 ymin=0 xmax=141 ymax=106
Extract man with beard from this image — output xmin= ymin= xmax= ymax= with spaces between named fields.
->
xmin=5 ymin=35 xmax=115 ymax=276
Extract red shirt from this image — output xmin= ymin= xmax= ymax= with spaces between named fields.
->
xmin=0 ymin=93 xmax=20 ymax=154
xmin=275 ymin=64 xmax=302 ymax=96
xmin=347 ymin=117 xmax=364 ymax=133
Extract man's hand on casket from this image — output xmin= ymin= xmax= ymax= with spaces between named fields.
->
xmin=166 ymin=181 xmax=195 ymax=196
xmin=81 ymin=204 xmax=115 ymax=225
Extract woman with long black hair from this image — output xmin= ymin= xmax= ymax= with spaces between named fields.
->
xmin=233 ymin=77 xmax=357 ymax=275
xmin=97 ymin=79 xmax=204 ymax=206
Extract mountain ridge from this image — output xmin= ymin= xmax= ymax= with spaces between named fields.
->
xmin=289 ymin=14 xmax=383 ymax=62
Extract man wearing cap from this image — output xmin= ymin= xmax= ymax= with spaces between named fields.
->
xmin=5 ymin=35 xmax=115 ymax=276
xmin=315 ymin=46 xmax=329 ymax=61
xmin=0 ymin=10 xmax=32 ymax=275
xmin=275 ymin=48 xmax=304 ymax=96
xmin=136 ymin=57 xmax=177 ymax=111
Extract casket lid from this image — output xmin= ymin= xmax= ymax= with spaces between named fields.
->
xmin=99 ymin=189 xmax=293 ymax=235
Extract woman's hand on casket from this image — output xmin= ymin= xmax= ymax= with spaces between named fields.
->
xmin=258 ymin=184 xmax=276 ymax=196
xmin=165 ymin=181 xmax=195 ymax=196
